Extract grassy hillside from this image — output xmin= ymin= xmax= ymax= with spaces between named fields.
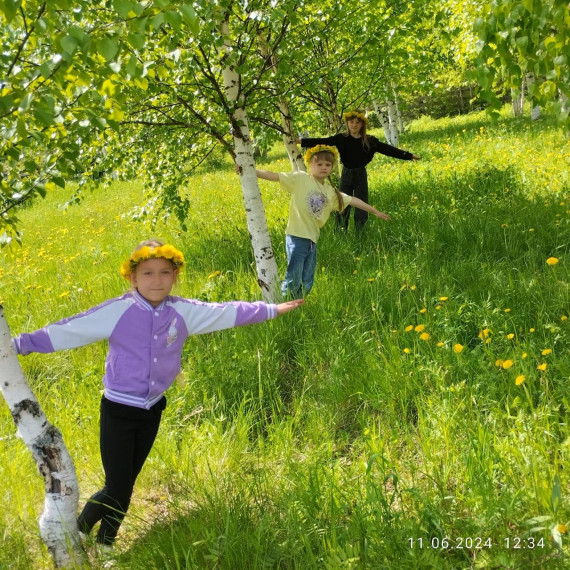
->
xmin=0 ymin=108 xmax=569 ymax=569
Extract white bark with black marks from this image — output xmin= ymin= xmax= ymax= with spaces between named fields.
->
xmin=220 ymin=20 xmax=280 ymax=302
xmin=0 ymin=307 xmax=85 ymax=567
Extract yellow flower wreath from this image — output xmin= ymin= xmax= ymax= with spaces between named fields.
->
xmin=304 ymin=144 xmax=339 ymax=165
xmin=342 ymin=110 xmax=369 ymax=124
xmin=119 ymin=244 xmax=185 ymax=279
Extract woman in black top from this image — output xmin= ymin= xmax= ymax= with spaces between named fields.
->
xmin=300 ymin=110 xmax=420 ymax=231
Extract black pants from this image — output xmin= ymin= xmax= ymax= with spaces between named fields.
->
xmin=336 ymin=166 xmax=369 ymax=230
xmin=77 ymin=396 xmax=166 ymax=545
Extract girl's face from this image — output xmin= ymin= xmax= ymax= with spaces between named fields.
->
xmin=347 ymin=117 xmax=363 ymax=136
xmin=130 ymin=257 xmax=178 ymax=307
xmin=309 ymin=157 xmax=334 ymax=182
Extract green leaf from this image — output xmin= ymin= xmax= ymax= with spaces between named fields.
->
xmin=180 ymin=4 xmax=200 ymax=36
xmin=113 ymin=0 xmax=138 ymax=18
xmin=61 ymin=35 xmax=79 ymax=56
xmin=551 ymin=475 xmax=562 ymax=515
xmin=17 ymin=93 xmax=33 ymax=113
xmin=165 ymin=10 xmax=182 ymax=31
xmin=127 ymin=33 xmax=146 ymax=50
xmin=98 ymin=36 xmax=120 ymax=61
xmin=1 ymin=0 xmax=21 ymax=22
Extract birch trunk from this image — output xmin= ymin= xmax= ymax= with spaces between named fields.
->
xmin=220 ymin=21 xmax=280 ymax=302
xmin=511 ymin=87 xmax=523 ymax=117
xmin=257 ymin=34 xmax=305 ymax=172
xmin=374 ymin=100 xmax=392 ymax=145
xmin=560 ymin=90 xmax=569 ymax=113
xmin=279 ymin=100 xmax=306 ymax=172
xmin=525 ymin=73 xmax=541 ymax=120
xmin=0 ymin=308 xmax=85 ymax=567
xmin=386 ymin=96 xmax=399 ymax=147
xmin=391 ymin=83 xmax=404 ymax=132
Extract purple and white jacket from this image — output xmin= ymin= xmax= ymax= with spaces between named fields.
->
xmin=13 ymin=290 xmax=277 ymax=409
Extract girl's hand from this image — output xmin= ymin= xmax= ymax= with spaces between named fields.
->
xmin=276 ymin=299 xmax=305 ymax=315
xmin=411 ymin=154 xmax=421 ymax=160
xmin=374 ymin=210 xmax=391 ymax=221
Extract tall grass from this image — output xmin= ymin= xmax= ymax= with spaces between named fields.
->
xmin=0 ymin=108 xmax=568 ymax=569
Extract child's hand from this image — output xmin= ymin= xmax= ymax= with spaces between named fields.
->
xmin=375 ymin=211 xmax=391 ymax=221
xmin=411 ymin=154 xmax=421 ymax=160
xmin=276 ymin=299 xmax=305 ymax=315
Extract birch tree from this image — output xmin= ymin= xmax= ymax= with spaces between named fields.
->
xmin=0 ymin=310 xmax=85 ymax=567
xmin=472 ymin=0 xmax=569 ymax=124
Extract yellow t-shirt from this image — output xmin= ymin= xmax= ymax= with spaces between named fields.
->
xmin=279 ymin=171 xmax=352 ymax=243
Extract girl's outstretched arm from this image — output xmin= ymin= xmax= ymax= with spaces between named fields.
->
xmin=256 ymin=169 xmax=280 ymax=182
xmin=350 ymin=197 xmax=391 ymax=221
xmin=276 ymin=299 xmax=305 ymax=315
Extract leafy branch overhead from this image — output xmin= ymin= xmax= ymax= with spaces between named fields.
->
xmin=1 ymin=0 xmax=568 ymax=244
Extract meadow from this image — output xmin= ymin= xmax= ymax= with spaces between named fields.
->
xmin=0 ymin=107 xmax=568 ymax=569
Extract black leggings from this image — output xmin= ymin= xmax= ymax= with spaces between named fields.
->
xmin=336 ymin=166 xmax=369 ymax=230
xmin=78 ymin=396 xmax=166 ymax=545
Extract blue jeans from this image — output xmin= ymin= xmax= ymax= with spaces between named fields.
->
xmin=281 ymin=235 xmax=317 ymax=298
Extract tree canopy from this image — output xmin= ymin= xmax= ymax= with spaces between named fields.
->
xmin=1 ymin=0 xmax=567 ymax=243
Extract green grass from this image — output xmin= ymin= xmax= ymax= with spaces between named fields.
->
xmin=0 ymin=107 xmax=569 ymax=569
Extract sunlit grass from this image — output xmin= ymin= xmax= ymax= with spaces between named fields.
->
xmin=0 ymin=107 xmax=568 ymax=568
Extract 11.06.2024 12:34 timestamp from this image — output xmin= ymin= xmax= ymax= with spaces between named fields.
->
xmin=408 ymin=536 xmax=545 ymax=549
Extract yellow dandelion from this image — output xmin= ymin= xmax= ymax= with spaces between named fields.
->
xmin=420 ymin=308 xmax=427 ymax=313
xmin=537 ymin=363 xmax=547 ymax=371
xmin=495 ymin=359 xmax=504 ymax=367
xmin=353 ymin=270 xmax=358 ymax=275
xmin=502 ymin=359 xmax=514 ymax=369
xmin=437 ymin=342 xmax=445 ymax=347
xmin=504 ymin=308 xmax=511 ymax=313
xmin=546 ymin=257 xmax=559 ymax=265
xmin=558 ymin=524 xmax=567 ymax=534
xmin=367 ymin=278 xmax=375 ymax=282
xmin=507 ymin=333 xmax=515 ymax=339
xmin=208 ymin=270 xmax=221 ymax=279
xmin=453 ymin=343 xmax=464 ymax=353
xmin=410 ymin=285 xmax=417 ymax=290
xmin=419 ymin=332 xmax=430 ymax=341
xmin=414 ymin=324 xmax=425 ymax=332
xmin=405 ymin=325 xmax=413 ymax=332
xmin=436 ymin=305 xmax=442 ymax=310
xmin=59 ymin=291 xmax=70 ymax=298
xmin=439 ymin=296 xmax=448 ymax=301
xmin=479 ymin=328 xmax=490 ymax=339
xmin=562 ymin=315 xmax=568 ymax=321
xmin=403 ymin=348 xmax=411 ymax=354
xmin=530 ymin=328 xmax=535 ymax=332
xmin=522 ymin=352 xmax=528 ymax=359
xmin=515 ymin=375 xmax=525 ymax=385
xmin=541 ymin=349 xmax=552 ymax=355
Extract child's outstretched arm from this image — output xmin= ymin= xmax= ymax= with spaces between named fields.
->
xmin=276 ymin=299 xmax=305 ymax=315
xmin=256 ymin=169 xmax=280 ymax=182
xmin=350 ymin=197 xmax=391 ymax=221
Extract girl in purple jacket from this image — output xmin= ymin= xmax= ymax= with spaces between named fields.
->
xmin=13 ymin=239 xmax=303 ymax=549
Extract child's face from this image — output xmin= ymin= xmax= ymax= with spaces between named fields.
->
xmin=309 ymin=157 xmax=334 ymax=182
xmin=347 ymin=118 xmax=363 ymax=135
xmin=130 ymin=257 xmax=178 ymax=307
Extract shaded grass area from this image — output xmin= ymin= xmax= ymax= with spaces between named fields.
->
xmin=0 ymin=109 xmax=568 ymax=568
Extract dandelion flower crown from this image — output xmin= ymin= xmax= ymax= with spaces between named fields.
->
xmin=119 ymin=244 xmax=185 ymax=279
xmin=342 ymin=110 xmax=369 ymax=124
xmin=304 ymin=144 xmax=339 ymax=165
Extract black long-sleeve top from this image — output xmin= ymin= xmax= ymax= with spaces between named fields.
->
xmin=301 ymin=134 xmax=414 ymax=169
